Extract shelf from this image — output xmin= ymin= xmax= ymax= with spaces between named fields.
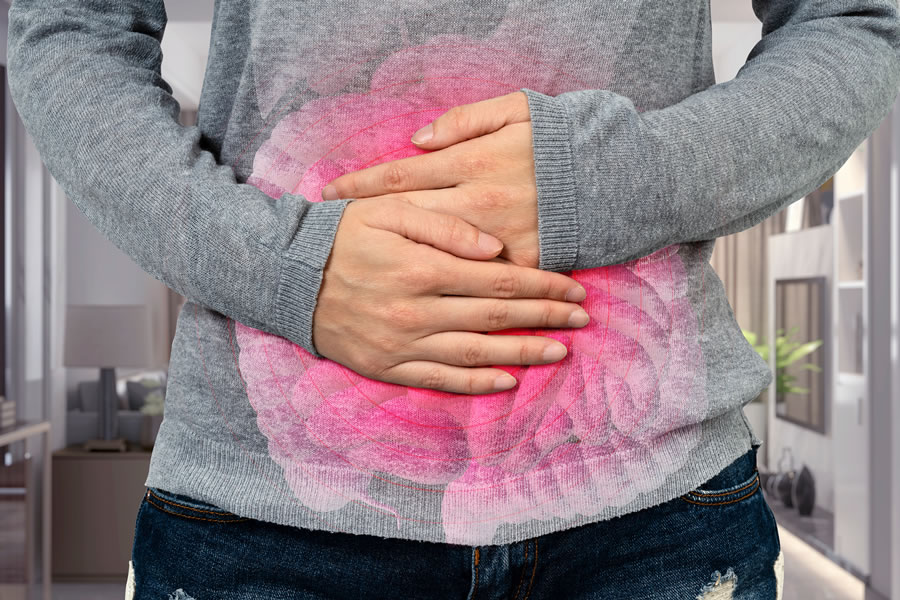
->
xmin=836 ymin=191 xmax=864 ymax=204
xmin=838 ymin=372 xmax=866 ymax=385
xmin=837 ymin=277 xmax=864 ymax=375
xmin=838 ymin=280 xmax=865 ymax=290
xmin=835 ymin=193 xmax=864 ymax=283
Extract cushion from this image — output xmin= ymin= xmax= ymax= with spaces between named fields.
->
xmin=127 ymin=379 xmax=166 ymax=411
xmin=117 ymin=370 xmax=167 ymax=409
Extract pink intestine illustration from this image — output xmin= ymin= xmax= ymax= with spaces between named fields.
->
xmin=236 ymin=31 xmax=708 ymax=544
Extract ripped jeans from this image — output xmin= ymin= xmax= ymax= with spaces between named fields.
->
xmin=127 ymin=443 xmax=783 ymax=600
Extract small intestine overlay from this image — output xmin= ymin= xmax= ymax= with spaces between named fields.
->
xmin=238 ymin=34 xmax=707 ymax=545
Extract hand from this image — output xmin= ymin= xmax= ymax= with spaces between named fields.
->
xmin=312 ymin=196 xmax=590 ymax=395
xmin=322 ymin=92 xmax=540 ymax=268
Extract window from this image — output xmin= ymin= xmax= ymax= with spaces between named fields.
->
xmin=774 ymin=276 xmax=828 ymax=433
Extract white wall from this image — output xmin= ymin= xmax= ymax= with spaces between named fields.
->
xmin=64 ymin=200 xmax=173 ymax=363
xmin=711 ymin=22 xmax=762 ymax=83
xmin=710 ymin=0 xmax=758 ymax=23
xmin=161 ymin=21 xmax=212 ymax=111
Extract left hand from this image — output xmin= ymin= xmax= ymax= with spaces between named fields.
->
xmin=322 ymin=91 xmax=540 ymax=268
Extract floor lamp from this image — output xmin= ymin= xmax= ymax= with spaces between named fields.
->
xmin=64 ymin=305 xmax=153 ymax=452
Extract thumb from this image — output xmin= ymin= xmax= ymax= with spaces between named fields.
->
xmin=410 ymin=91 xmax=531 ymax=150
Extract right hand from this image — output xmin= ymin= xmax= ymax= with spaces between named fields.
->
xmin=311 ymin=196 xmax=590 ymax=395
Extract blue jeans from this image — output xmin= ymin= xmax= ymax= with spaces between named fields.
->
xmin=128 ymin=444 xmax=783 ymax=599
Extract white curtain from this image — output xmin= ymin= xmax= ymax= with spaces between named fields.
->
xmin=710 ymin=209 xmax=788 ymax=343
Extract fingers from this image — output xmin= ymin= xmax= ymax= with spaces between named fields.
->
xmin=417 ymin=252 xmax=585 ymax=303
xmin=376 ymin=328 xmax=570 ymax=395
xmin=376 ymin=360 xmax=519 ymax=395
xmin=409 ymin=91 xmax=531 ymax=150
xmin=429 ymin=295 xmax=590 ymax=332
xmin=387 ymin=187 xmax=463 ymax=213
xmin=321 ymin=92 xmax=531 ymax=201
xmin=365 ymin=197 xmax=505 ymax=260
xmin=322 ymin=150 xmax=460 ymax=201
xmin=409 ymin=331 xmax=569 ymax=369
xmin=365 ymin=199 xmax=584 ymax=302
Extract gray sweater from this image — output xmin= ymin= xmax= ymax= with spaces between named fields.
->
xmin=7 ymin=0 xmax=900 ymax=545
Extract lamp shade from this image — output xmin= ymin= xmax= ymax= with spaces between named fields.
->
xmin=64 ymin=305 xmax=153 ymax=368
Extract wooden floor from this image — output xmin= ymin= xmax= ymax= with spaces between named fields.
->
xmin=779 ymin=525 xmax=865 ymax=600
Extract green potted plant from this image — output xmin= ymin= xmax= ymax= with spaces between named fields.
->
xmin=741 ymin=327 xmax=824 ymax=441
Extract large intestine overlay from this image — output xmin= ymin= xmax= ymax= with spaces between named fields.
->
xmin=237 ymin=34 xmax=708 ymax=544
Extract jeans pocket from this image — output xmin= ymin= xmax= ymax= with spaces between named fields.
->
xmin=143 ymin=487 xmax=249 ymax=523
xmin=679 ymin=447 xmax=760 ymax=507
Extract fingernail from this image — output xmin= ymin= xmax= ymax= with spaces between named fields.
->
xmin=321 ymin=185 xmax=339 ymax=201
xmin=493 ymin=374 xmax=517 ymax=391
xmin=411 ymin=123 xmax=433 ymax=145
xmin=568 ymin=309 xmax=589 ymax=328
xmin=565 ymin=286 xmax=586 ymax=302
xmin=543 ymin=343 xmax=568 ymax=362
xmin=477 ymin=232 xmax=503 ymax=253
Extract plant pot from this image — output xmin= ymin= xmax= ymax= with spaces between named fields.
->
xmin=140 ymin=414 xmax=164 ymax=450
xmin=791 ymin=465 xmax=816 ymax=516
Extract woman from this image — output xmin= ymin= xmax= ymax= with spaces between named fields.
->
xmin=8 ymin=0 xmax=899 ymax=598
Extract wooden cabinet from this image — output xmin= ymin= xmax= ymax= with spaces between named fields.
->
xmin=51 ymin=445 xmax=150 ymax=582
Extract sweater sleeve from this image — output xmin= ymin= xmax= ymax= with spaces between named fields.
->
xmin=6 ymin=0 xmax=350 ymax=357
xmin=525 ymin=0 xmax=900 ymax=273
